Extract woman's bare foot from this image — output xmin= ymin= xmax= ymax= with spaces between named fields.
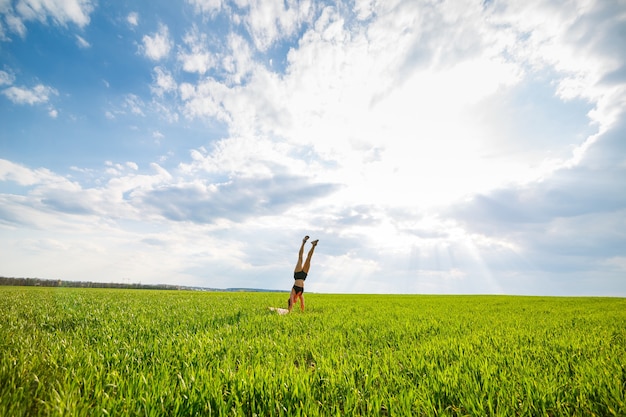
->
xmin=303 ymin=235 xmax=310 ymax=243
xmin=311 ymin=239 xmax=319 ymax=246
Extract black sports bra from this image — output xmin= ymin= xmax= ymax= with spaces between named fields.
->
xmin=294 ymin=271 xmax=307 ymax=280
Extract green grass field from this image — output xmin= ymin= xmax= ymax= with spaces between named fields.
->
xmin=0 ymin=287 xmax=624 ymax=416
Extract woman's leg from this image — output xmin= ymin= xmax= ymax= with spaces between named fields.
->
xmin=294 ymin=236 xmax=309 ymax=272
xmin=302 ymin=239 xmax=318 ymax=274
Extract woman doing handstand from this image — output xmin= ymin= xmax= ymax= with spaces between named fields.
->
xmin=288 ymin=235 xmax=318 ymax=312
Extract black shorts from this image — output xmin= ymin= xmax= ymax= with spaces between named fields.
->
xmin=292 ymin=285 xmax=304 ymax=295
xmin=294 ymin=270 xmax=307 ymax=280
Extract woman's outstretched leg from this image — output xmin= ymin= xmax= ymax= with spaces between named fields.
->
xmin=294 ymin=236 xmax=309 ymax=272
xmin=302 ymin=239 xmax=318 ymax=274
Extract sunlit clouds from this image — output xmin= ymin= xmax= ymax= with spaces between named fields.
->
xmin=1 ymin=0 xmax=625 ymax=295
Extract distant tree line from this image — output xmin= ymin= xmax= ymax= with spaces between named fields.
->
xmin=0 ymin=276 xmax=182 ymax=290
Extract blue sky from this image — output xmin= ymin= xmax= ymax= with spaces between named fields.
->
xmin=1 ymin=0 xmax=625 ymax=295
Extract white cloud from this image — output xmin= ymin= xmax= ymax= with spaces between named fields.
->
xmin=2 ymin=0 xmax=95 ymax=38
xmin=151 ymin=66 xmax=176 ymax=97
xmin=152 ymin=131 xmax=164 ymax=139
xmin=487 ymin=0 xmax=625 ymax=129
xmin=2 ymin=83 xmax=58 ymax=105
xmin=0 ymin=1 xmax=10 ymax=14
xmin=152 ymin=100 xmax=179 ymax=123
xmin=179 ymin=79 xmax=231 ymax=122
xmin=141 ymin=23 xmax=172 ymax=61
xmin=75 ymin=34 xmax=89 ymax=48
xmin=48 ymin=106 xmax=58 ymax=118
xmin=127 ymin=11 xmax=138 ymax=27
xmin=0 ymin=70 xmax=15 ymax=86
xmin=353 ymin=0 xmax=375 ymax=21
xmin=178 ymin=26 xmax=214 ymax=74
xmin=123 ymin=94 xmax=145 ymax=116
xmin=17 ymin=0 xmax=94 ymax=26
xmin=179 ymin=135 xmax=303 ymax=180
xmin=173 ymin=2 xmax=518 ymax=205
xmin=169 ymin=0 xmax=620 ymax=214
xmin=4 ymin=12 xmax=27 ymax=37
xmin=149 ymin=162 xmax=172 ymax=180
xmin=223 ymin=33 xmax=255 ymax=85
xmin=237 ymin=0 xmax=314 ymax=51
xmin=186 ymin=0 xmax=222 ymax=15
xmin=0 ymin=159 xmax=62 ymax=186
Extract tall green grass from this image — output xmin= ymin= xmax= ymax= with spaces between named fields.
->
xmin=1 ymin=287 xmax=624 ymax=416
